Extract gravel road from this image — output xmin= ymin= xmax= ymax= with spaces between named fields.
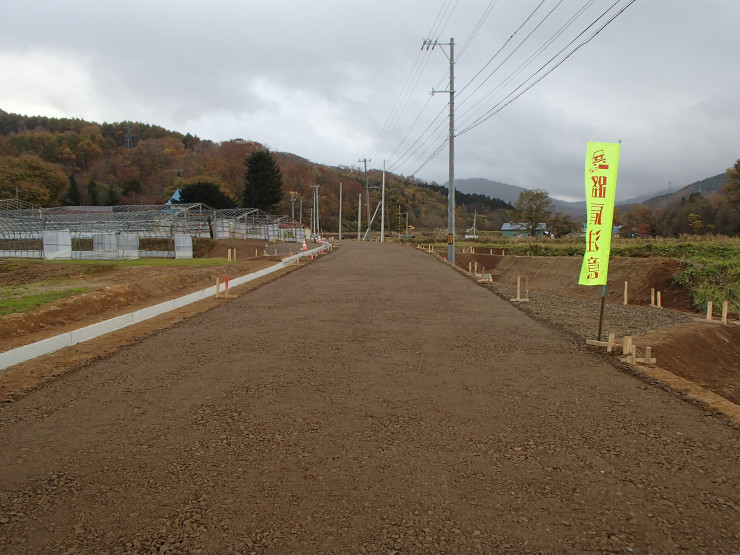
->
xmin=1 ymin=241 xmax=738 ymax=553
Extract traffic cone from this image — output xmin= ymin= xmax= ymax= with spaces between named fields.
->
xmin=301 ymin=238 xmax=308 ymax=251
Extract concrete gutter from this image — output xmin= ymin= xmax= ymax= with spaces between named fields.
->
xmin=0 ymin=243 xmax=331 ymax=371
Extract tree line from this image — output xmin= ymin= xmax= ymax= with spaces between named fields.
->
xmin=0 ymin=110 xmax=737 ymax=236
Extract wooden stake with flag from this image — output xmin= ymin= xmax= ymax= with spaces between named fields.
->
xmin=579 ymin=141 xmax=621 ymax=339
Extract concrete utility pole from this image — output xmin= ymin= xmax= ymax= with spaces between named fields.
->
xmin=289 ymin=191 xmax=298 ymax=242
xmin=425 ymin=37 xmax=456 ymax=263
xmin=358 ymin=158 xmax=375 ymax=239
xmin=380 ymin=161 xmax=386 ymax=243
xmin=310 ymin=185 xmax=320 ymax=239
xmin=338 ymin=182 xmax=342 ymax=240
xmin=357 ymin=194 xmax=362 ymax=240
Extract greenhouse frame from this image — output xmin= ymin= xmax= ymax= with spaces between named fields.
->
xmin=0 ymin=200 xmax=304 ymax=260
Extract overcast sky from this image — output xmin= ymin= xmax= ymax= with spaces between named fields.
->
xmin=2 ymin=0 xmax=738 ymax=201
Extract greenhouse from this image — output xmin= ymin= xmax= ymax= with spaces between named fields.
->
xmin=0 ymin=201 xmax=302 ymax=260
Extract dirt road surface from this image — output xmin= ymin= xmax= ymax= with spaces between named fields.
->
xmin=1 ymin=242 xmax=739 ymax=553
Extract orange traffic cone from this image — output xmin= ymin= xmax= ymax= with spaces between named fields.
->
xmin=301 ymin=238 xmax=308 ymax=251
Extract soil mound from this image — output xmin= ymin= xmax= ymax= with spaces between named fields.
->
xmin=638 ymin=322 xmax=740 ymax=405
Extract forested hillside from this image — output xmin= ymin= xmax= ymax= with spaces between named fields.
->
xmin=0 ymin=110 xmax=513 ymax=233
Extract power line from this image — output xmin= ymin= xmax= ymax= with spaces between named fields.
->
xmin=382 ymin=0 xmax=638 ymax=182
xmin=455 ymin=0 xmax=595 ymax=127
xmin=458 ymin=0 xmax=638 ymax=136
xmin=387 ymin=0 xmax=548 ymax=177
xmin=367 ymin=0 xmax=457 ymax=160
xmin=457 ymin=0 xmax=501 ymax=60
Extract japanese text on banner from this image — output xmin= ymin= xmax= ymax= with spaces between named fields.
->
xmin=579 ymin=142 xmax=620 ymax=286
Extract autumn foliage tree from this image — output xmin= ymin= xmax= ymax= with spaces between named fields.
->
xmin=0 ymin=155 xmax=68 ymax=206
xmin=510 ymin=189 xmax=554 ymax=236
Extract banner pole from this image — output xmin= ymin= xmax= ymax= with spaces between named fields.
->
xmin=597 ymin=285 xmax=606 ymax=340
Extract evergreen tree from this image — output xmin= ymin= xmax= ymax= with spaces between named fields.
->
xmin=104 ymin=185 xmax=120 ymax=206
xmin=87 ymin=179 xmax=99 ymax=206
xmin=63 ymin=174 xmax=82 ymax=205
xmin=242 ymin=150 xmax=283 ymax=212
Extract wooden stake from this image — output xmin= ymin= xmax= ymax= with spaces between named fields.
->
xmin=707 ymin=301 xmax=713 ymax=321
xmin=622 ymin=336 xmax=632 ymax=356
xmin=623 ymin=281 xmax=629 ymax=305
xmin=516 ymin=275 xmax=521 ymax=300
xmin=657 ymin=291 xmax=662 ymax=309
xmin=233 ymin=248 xmax=237 ymax=261
xmin=722 ymin=301 xmax=729 ymax=325
xmin=650 ymin=288 xmax=655 ymax=306
xmin=215 ymin=278 xmax=221 ymax=298
xmin=468 ymin=262 xmax=472 ymax=274
xmin=227 ymin=249 xmax=232 ymax=262
xmin=607 ymin=332 xmax=616 ymax=353
xmin=509 ymin=275 xmax=529 ymax=302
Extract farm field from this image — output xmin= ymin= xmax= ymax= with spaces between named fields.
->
xmin=0 ymin=241 xmax=738 ymax=552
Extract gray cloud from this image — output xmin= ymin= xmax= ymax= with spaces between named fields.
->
xmin=1 ymin=0 xmax=737 ymax=202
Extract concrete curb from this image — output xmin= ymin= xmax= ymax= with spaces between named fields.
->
xmin=0 ymin=244 xmax=331 ymax=372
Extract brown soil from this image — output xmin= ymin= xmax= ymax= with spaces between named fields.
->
xmin=455 ymin=250 xmax=740 ymax=411
xmin=455 ymin=252 xmax=694 ymax=310
xmin=0 ymin=239 xmax=305 ymax=399
xmin=1 ymin=241 xmax=739 ymax=553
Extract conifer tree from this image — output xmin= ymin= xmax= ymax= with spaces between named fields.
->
xmin=64 ymin=175 xmax=82 ymax=205
xmin=87 ymin=179 xmax=99 ymax=206
xmin=242 ymin=150 xmax=283 ymax=212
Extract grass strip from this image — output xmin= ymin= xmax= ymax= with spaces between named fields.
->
xmin=0 ymin=288 xmax=88 ymax=316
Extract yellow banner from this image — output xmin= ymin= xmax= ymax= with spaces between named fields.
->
xmin=579 ymin=142 xmax=620 ymax=286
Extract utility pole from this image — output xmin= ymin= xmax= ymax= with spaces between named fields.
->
xmin=380 ymin=161 xmax=386 ymax=243
xmin=358 ymin=157 xmax=375 ymax=239
xmin=357 ymin=194 xmax=362 ymax=241
xmin=310 ymin=184 xmax=320 ymax=240
xmin=289 ymin=191 xmax=298 ymax=242
xmin=338 ymin=182 xmax=342 ymax=240
xmin=425 ymin=37 xmax=456 ymax=263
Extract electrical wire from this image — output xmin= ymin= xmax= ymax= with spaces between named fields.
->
xmin=381 ymin=0 xmax=638 ymax=180
xmin=457 ymin=0 xmax=501 ymax=60
xmin=458 ymin=0 xmax=638 ymax=136
xmin=367 ymin=0 xmax=457 ymax=160
xmin=456 ymin=0 xmax=596 ymax=127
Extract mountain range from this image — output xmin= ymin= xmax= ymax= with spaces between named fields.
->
xmin=452 ymin=174 xmax=728 ymax=219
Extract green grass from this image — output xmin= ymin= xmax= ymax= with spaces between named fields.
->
xmin=0 ymin=288 xmax=88 ymax=316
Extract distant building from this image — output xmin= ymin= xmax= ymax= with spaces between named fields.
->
xmin=501 ymin=222 xmax=546 ymax=237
